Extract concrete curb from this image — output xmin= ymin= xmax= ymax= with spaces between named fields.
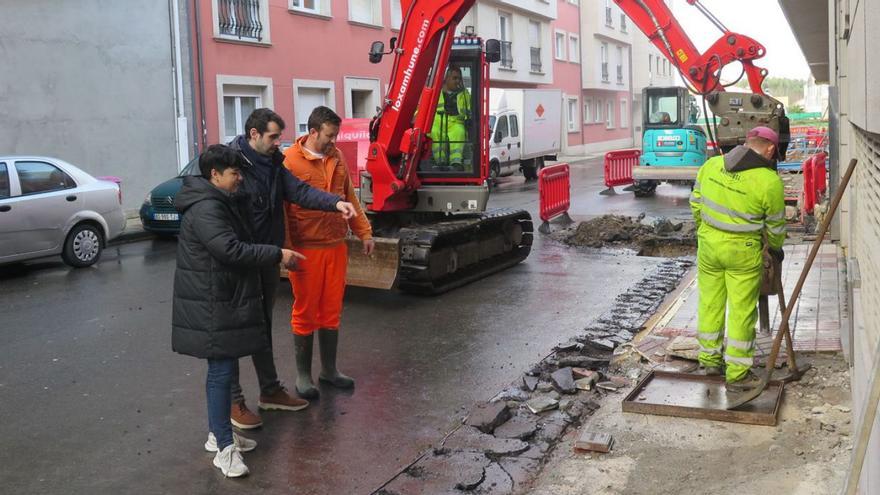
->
xmin=108 ymin=217 xmax=158 ymax=246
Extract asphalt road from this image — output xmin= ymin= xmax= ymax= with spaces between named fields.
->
xmin=0 ymin=159 xmax=692 ymax=494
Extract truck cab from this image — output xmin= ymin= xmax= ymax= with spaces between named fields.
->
xmin=488 ymin=109 xmax=521 ymax=179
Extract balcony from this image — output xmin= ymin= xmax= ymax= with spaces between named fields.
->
xmin=617 ymin=65 xmax=623 ymax=83
xmin=530 ymin=47 xmax=542 ymax=72
xmin=605 ymin=7 xmax=613 ymax=26
xmin=218 ymin=0 xmax=264 ymax=41
xmin=601 ymin=62 xmax=609 ymax=82
xmin=500 ymin=41 xmax=513 ymax=69
xmin=620 ymin=14 xmax=627 ymax=32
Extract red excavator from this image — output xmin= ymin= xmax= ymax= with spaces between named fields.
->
xmin=339 ymin=0 xmax=532 ymax=294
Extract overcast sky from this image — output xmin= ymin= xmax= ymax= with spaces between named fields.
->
xmin=669 ymin=0 xmax=812 ymax=81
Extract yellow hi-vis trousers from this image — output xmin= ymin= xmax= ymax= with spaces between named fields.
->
xmin=696 ymin=229 xmax=763 ymax=382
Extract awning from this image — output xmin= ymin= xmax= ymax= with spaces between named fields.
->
xmin=778 ymin=0 xmax=830 ymax=83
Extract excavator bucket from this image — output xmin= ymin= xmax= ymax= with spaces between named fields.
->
xmin=344 ymin=237 xmax=400 ymax=289
xmin=279 ymin=237 xmax=400 ymax=290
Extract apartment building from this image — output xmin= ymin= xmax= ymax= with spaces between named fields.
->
xmin=781 ymin=1 xmax=880 ymax=492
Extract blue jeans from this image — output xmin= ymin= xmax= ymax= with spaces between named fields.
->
xmin=207 ymin=358 xmax=235 ymax=451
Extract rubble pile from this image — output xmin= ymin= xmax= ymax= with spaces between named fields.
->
xmin=552 ymin=214 xmax=696 ymax=256
xmin=378 ymin=259 xmax=693 ymax=495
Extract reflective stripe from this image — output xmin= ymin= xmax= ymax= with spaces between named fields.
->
xmin=701 ymin=196 xmax=764 ymax=221
xmin=694 ymin=180 xmax=701 ymax=189
xmin=700 ymin=347 xmax=722 ymax=356
xmin=727 ymin=338 xmax=754 ymax=352
xmin=689 ymin=193 xmax=702 ymax=203
xmin=701 ymin=212 xmax=763 ymax=232
xmin=697 ymin=331 xmax=721 ymax=341
xmin=725 ymin=355 xmax=754 ymax=366
xmin=768 ymin=224 xmax=786 ymax=235
xmin=766 ymin=212 xmax=785 ymax=222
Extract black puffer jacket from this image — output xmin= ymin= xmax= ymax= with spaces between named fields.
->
xmin=171 ymin=176 xmax=282 ymax=359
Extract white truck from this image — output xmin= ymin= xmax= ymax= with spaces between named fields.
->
xmin=489 ymin=88 xmax=562 ymax=181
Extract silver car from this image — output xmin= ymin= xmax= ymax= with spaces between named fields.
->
xmin=0 ymin=156 xmax=126 ymax=267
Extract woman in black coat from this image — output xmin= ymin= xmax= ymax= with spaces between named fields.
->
xmin=171 ymin=145 xmax=302 ymax=478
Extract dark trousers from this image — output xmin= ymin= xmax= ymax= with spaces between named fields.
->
xmin=230 ymin=264 xmax=282 ymax=402
xmin=207 ymin=358 xmax=235 ymax=450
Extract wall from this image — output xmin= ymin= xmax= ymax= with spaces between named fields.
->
xmin=0 ymin=1 xmax=183 ymax=209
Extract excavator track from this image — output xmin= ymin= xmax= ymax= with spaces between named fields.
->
xmin=395 ymin=208 xmax=533 ymax=295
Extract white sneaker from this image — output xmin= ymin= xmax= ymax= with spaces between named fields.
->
xmin=205 ymin=432 xmax=257 ymax=453
xmin=212 ymin=444 xmax=249 ymax=478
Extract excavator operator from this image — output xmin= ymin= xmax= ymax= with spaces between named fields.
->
xmin=430 ymin=66 xmax=472 ymax=171
xmin=689 ymin=126 xmax=786 ymax=391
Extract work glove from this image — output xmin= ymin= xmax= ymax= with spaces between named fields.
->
xmin=769 ymin=247 xmax=785 ymax=264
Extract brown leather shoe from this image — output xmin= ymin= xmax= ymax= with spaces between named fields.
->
xmin=258 ymin=387 xmax=309 ymax=412
xmin=230 ymin=401 xmax=263 ymax=430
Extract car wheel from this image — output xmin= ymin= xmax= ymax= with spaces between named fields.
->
xmin=632 ymin=180 xmax=658 ymax=198
xmin=522 ymin=159 xmax=538 ymax=181
xmin=62 ymin=223 xmax=104 ymax=267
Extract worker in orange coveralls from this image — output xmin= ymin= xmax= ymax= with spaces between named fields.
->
xmin=283 ymin=106 xmax=374 ymax=399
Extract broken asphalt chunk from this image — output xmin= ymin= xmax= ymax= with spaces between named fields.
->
xmin=466 ymin=402 xmax=511 ymax=434
xmin=493 ymin=414 xmax=539 ymax=441
xmin=383 ymin=451 xmax=490 ymax=495
xmin=556 ymin=355 xmax=610 ymax=368
xmin=575 ymin=377 xmax=596 ymax=391
xmin=551 ymin=367 xmax=576 ymax=394
xmin=443 ymin=426 xmax=529 ymax=457
xmin=526 ymin=396 xmax=559 ymax=414
xmin=522 ymin=375 xmax=539 ymax=392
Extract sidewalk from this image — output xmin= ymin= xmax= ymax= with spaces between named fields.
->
xmin=524 ymin=242 xmax=853 ymax=494
xmin=109 ymin=214 xmax=156 ymax=245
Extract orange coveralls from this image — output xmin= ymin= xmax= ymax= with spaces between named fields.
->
xmin=283 ymin=136 xmax=372 ymax=336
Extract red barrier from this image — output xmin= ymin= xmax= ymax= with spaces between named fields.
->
xmin=813 ymin=152 xmax=827 ymax=197
xmin=538 ymin=163 xmax=572 ymax=233
xmin=802 ymin=156 xmax=815 ymax=215
xmin=603 ymin=149 xmax=640 ymax=188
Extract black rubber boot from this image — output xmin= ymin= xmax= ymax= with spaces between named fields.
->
xmin=317 ymin=329 xmax=354 ymax=389
xmin=293 ymin=334 xmax=319 ymax=399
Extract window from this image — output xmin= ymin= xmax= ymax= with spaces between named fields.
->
xmin=648 ymin=54 xmax=653 ymax=76
xmin=620 ymin=99 xmax=628 ymax=128
xmin=390 ymin=0 xmax=401 ymax=29
xmin=497 ymin=115 xmax=509 ymax=140
xmin=499 ymin=13 xmax=513 ymax=69
xmin=290 ymin=0 xmax=329 ymax=16
xmin=217 ymin=75 xmax=273 ymax=143
xmin=566 ymin=97 xmax=579 ymax=132
xmin=344 ymin=77 xmax=380 ymax=119
xmin=529 ymin=20 xmax=542 ymax=72
xmin=605 ymin=0 xmax=613 ymax=25
xmin=293 ymin=79 xmax=336 ymax=135
xmin=656 ymin=56 xmax=661 ymax=76
xmin=663 ymin=59 xmax=668 ymax=76
xmin=606 ymin=100 xmax=614 ymax=128
xmin=509 ymin=114 xmax=519 ymax=138
xmin=595 ymin=98 xmax=602 ymax=123
xmin=555 ymin=31 xmax=567 ymax=61
xmin=616 ymin=45 xmax=623 ymax=83
xmin=16 ymin=161 xmax=76 ymax=195
xmin=568 ymin=34 xmax=580 ymax=63
xmin=620 ymin=13 xmax=627 ymax=32
xmin=600 ymin=43 xmax=609 ymax=82
xmin=214 ymin=0 xmax=270 ymax=43
xmin=583 ymin=98 xmax=592 ymax=123
xmin=349 ymin=0 xmax=381 ymax=26
xmin=0 ymin=163 xmax=9 ymax=198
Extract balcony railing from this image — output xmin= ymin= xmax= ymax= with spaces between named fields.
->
xmin=530 ymin=47 xmax=542 ymax=72
xmin=620 ymin=14 xmax=627 ymax=32
xmin=617 ymin=65 xmax=623 ymax=83
xmin=500 ymin=41 xmax=513 ymax=68
xmin=601 ymin=62 xmax=609 ymax=82
xmin=218 ymin=0 xmax=263 ymax=41
xmin=605 ymin=7 xmax=613 ymax=26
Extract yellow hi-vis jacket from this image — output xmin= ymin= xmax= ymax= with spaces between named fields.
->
xmin=689 ymin=152 xmax=786 ymax=249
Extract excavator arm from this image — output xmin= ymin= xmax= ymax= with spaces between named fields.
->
xmin=365 ymin=0 xmax=477 ymax=212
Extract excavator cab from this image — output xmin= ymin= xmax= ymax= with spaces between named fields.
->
xmin=419 ymin=37 xmax=486 ymax=181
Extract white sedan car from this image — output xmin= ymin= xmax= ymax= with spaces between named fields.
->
xmin=0 ymin=156 xmax=126 ymax=267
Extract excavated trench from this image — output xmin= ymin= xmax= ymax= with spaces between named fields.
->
xmin=551 ymin=214 xmax=697 ymax=258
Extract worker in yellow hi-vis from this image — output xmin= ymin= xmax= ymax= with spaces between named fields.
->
xmin=689 ymin=126 xmax=786 ymax=391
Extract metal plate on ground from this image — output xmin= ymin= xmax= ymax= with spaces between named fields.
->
xmin=622 ymin=371 xmax=784 ymax=426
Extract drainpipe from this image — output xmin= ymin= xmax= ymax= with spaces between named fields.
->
xmin=170 ymin=0 xmax=190 ymax=171
xmin=627 ymin=42 xmax=634 ymax=148
xmin=193 ymin=0 xmax=208 ymax=150
xmin=578 ymin=0 xmax=585 ymax=153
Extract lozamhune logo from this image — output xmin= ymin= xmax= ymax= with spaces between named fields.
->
xmin=392 ymin=19 xmax=431 ymax=113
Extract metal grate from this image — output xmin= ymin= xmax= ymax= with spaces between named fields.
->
xmin=151 ymin=195 xmax=176 ymax=212
xmin=218 ymin=0 xmax=263 ymax=41
xmin=530 ymin=47 xmax=542 ymax=72
xmin=500 ymin=41 xmax=513 ymax=68
xmin=853 ymin=129 xmax=880 ymax=350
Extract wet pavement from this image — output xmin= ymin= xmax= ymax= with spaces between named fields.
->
xmin=0 ymin=158 xmax=693 ymax=494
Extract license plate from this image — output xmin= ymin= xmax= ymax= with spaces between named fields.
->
xmin=153 ymin=213 xmax=179 ymax=221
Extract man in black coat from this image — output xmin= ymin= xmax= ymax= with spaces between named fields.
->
xmin=172 ymin=144 xmax=305 ymax=477
xmin=227 ymin=108 xmax=357 ymax=428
